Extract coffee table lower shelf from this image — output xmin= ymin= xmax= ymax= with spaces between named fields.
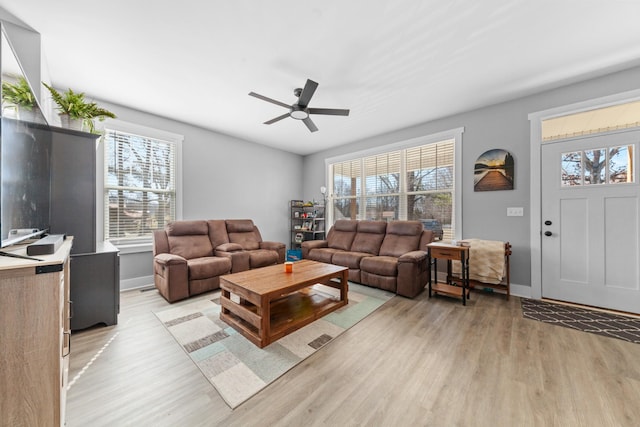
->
xmin=220 ymin=286 xmax=346 ymax=348
xmin=431 ymin=282 xmax=470 ymax=299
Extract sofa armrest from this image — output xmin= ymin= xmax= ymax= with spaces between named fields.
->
xmin=301 ymin=239 xmax=328 ymax=258
xmin=216 ymin=243 xmax=244 ymax=252
xmin=155 ymin=253 xmax=187 ymax=265
xmin=154 ymin=253 xmax=189 ymax=302
xmin=260 ymin=241 xmax=286 ymax=264
xmin=396 ymin=250 xmax=429 ymax=298
xmin=216 ymin=249 xmax=250 ymax=273
xmin=398 ymin=250 xmax=428 ymax=264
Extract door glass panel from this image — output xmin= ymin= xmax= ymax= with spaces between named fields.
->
xmin=584 ymin=148 xmax=606 ymax=185
xmin=609 ymin=145 xmax=634 ymax=184
xmin=561 ymin=151 xmax=582 ymax=186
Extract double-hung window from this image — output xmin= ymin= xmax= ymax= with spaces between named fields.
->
xmin=102 ymin=123 xmax=182 ymax=245
xmin=327 ymin=128 xmax=462 ymax=240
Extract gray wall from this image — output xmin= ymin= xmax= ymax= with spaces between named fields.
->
xmin=96 ymin=100 xmax=304 ymax=290
xmin=303 ymin=65 xmax=640 ymax=293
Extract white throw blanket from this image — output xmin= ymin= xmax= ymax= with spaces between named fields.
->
xmin=452 ymin=239 xmax=505 ymax=285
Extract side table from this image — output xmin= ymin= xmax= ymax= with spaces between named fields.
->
xmin=427 ymin=242 xmax=470 ymax=305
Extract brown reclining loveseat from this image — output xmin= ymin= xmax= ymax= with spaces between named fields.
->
xmin=152 ymin=219 xmax=285 ymax=302
xmin=301 ymin=219 xmax=433 ymax=298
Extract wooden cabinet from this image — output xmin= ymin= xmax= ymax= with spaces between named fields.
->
xmin=290 ymin=200 xmax=325 ymax=249
xmin=0 ymin=238 xmax=73 ymax=426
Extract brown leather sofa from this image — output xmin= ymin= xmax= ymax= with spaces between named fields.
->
xmin=153 ymin=219 xmax=285 ymax=302
xmin=301 ymin=220 xmax=433 ymax=298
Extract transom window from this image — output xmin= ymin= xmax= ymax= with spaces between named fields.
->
xmin=327 ymin=131 xmax=461 ymax=241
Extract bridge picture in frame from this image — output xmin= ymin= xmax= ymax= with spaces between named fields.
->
xmin=474 ymin=148 xmax=515 ymax=191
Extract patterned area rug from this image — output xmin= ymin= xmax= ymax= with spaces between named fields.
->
xmin=154 ymin=283 xmax=393 ymax=409
xmin=521 ymin=298 xmax=640 ymax=344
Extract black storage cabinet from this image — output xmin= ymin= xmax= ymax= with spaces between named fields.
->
xmin=50 ymin=127 xmax=120 ymax=330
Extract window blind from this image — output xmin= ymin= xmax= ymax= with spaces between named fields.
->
xmin=329 ymin=138 xmax=455 ymax=239
xmin=542 ymin=100 xmax=640 ymax=141
xmin=104 ymin=129 xmax=177 ymax=243
xmin=331 ymin=159 xmax=361 ymax=220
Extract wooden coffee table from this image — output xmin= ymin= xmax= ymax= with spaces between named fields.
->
xmin=219 ymin=260 xmax=348 ymax=348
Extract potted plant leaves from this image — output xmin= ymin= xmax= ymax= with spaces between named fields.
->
xmin=43 ymin=82 xmax=116 ymax=133
xmin=2 ymin=75 xmax=39 ymax=122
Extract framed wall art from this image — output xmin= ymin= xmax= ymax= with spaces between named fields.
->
xmin=474 ymin=149 xmax=514 ymax=191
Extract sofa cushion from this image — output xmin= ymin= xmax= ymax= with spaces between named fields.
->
xmin=165 ymin=220 xmax=214 ymax=259
xmin=378 ymin=221 xmax=423 ymax=257
xmin=248 ymin=249 xmax=278 ymax=268
xmin=307 ymin=247 xmax=343 ymax=263
xmin=168 ymin=234 xmax=214 ymax=260
xmin=360 ymin=255 xmax=398 ymax=276
xmin=167 ymin=220 xmax=208 ymax=236
xmin=187 ymin=256 xmax=231 ymax=280
xmin=207 ymin=220 xmax=230 ymax=248
xmin=226 ymin=219 xmax=262 ymax=250
xmin=350 ymin=220 xmax=387 ymax=255
xmin=226 ymin=219 xmax=255 ymax=233
xmin=332 ymin=251 xmax=374 ymax=269
xmin=328 ymin=219 xmax=358 ymax=251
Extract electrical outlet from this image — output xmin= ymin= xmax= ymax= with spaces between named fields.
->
xmin=507 ymin=207 xmax=524 ymax=217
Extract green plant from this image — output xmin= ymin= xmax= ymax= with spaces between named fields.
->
xmin=43 ymin=82 xmax=116 ymax=133
xmin=2 ymin=76 xmax=36 ymax=110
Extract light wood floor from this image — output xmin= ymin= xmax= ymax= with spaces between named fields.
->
xmin=66 ymin=286 xmax=640 ymax=427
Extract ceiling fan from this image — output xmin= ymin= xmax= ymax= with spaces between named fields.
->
xmin=249 ymin=79 xmax=350 ymax=132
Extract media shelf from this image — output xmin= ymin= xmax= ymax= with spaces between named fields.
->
xmin=290 ymin=200 xmax=325 ymax=249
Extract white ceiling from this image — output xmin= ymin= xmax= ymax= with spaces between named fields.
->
xmin=3 ymin=1 xmax=640 ymax=155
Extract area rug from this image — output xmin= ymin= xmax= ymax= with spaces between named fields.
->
xmin=154 ymin=283 xmax=393 ymax=408
xmin=521 ymin=298 xmax=640 ymax=344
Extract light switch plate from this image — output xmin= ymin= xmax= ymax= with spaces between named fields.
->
xmin=507 ymin=207 xmax=524 ymax=217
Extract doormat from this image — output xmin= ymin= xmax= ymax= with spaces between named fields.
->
xmin=521 ymin=298 xmax=640 ymax=344
xmin=154 ymin=283 xmax=394 ymax=409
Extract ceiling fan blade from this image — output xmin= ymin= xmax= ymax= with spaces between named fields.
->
xmin=264 ymin=113 xmax=290 ymax=125
xmin=297 ymin=79 xmax=318 ymax=108
xmin=248 ymin=92 xmax=290 ymax=109
xmin=308 ymin=108 xmax=350 ymax=116
xmin=303 ymin=117 xmax=318 ymax=132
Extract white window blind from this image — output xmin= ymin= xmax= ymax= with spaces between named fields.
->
xmin=329 ymin=138 xmax=456 ymax=240
xmin=103 ymin=129 xmax=177 ymax=243
xmin=332 ymin=159 xmax=361 ymax=220
xmin=405 ymin=140 xmax=454 ymax=240
xmin=364 ymin=151 xmax=401 ymax=220
xmin=542 ymin=100 xmax=640 ymax=141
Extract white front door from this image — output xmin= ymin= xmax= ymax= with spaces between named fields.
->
xmin=541 ymin=130 xmax=640 ymax=313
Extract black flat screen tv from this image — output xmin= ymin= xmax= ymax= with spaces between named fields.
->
xmin=1 ymin=117 xmax=52 ymax=247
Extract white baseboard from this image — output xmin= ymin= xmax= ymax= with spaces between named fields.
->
xmin=509 ymin=283 xmax=531 ymax=299
xmin=120 ymin=275 xmax=153 ymax=292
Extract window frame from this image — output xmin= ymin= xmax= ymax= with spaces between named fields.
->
xmin=97 ymin=120 xmax=183 ymax=250
xmin=325 ymin=127 xmax=464 ymax=239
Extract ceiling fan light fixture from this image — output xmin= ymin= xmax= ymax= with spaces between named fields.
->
xmin=249 ymin=79 xmax=349 ymax=132
xmin=290 ymin=106 xmax=308 ymax=120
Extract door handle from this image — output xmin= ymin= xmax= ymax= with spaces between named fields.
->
xmin=544 ymin=220 xmax=552 ymax=226
xmin=544 ymin=231 xmax=552 ymax=236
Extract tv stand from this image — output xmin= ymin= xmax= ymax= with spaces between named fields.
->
xmin=0 ymin=238 xmax=73 ymax=425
